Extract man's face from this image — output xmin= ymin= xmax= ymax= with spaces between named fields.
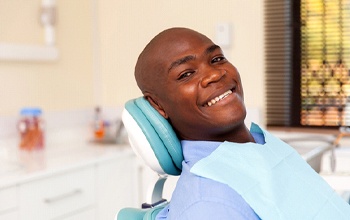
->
xmin=148 ymin=30 xmax=246 ymax=141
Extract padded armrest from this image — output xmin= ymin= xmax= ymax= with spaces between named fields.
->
xmin=116 ymin=208 xmax=148 ymax=220
xmin=116 ymin=203 xmax=168 ymax=220
xmin=143 ymin=203 xmax=168 ymax=220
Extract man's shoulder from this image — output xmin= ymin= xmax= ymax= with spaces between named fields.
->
xmin=158 ymin=166 xmax=259 ymax=220
xmin=170 ymin=168 xmax=252 ymax=210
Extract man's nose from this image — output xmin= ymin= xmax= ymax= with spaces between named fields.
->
xmin=200 ymin=69 xmax=226 ymax=87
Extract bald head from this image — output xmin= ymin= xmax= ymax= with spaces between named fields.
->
xmin=135 ymin=27 xmax=211 ymax=96
xmin=133 ymin=27 xmax=250 ymax=142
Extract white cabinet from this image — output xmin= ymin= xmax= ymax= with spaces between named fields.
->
xmin=0 ymin=186 xmax=18 ymax=220
xmin=0 ymin=145 xmax=139 ymax=220
xmin=96 ymin=154 xmax=138 ymax=220
xmin=60 ymin=209 xmax=95 ymax=220
xmin=0 ymin=211 xmax=18 ymax=220
xmin=19 ymin=166 xmax=95 ymax=220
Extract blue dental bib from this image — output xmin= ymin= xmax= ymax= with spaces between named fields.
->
xmin=191 ymin=124 xmax=350 ymax=220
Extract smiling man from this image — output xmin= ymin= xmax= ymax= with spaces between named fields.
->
xmin=136 ymin=27 xmax=254 ymax=144
xmin=135 ymin=27 xmax=261 ymax=219
xmin=134 ymin=27 xmax=350 ymax=220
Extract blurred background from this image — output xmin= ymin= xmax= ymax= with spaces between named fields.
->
xmin=0 ymin=0 xmax=264 ymax=117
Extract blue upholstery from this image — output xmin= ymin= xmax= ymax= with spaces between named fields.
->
xmin=117 ymin=97 xmax=183 ymax=220
xmin=143 ymin=203 xmax=169 ymax=220
xmin=125 ymin=97 xmax=183 ymax=175
xmin=117 ymin=208 xmax=148 ymax=220
xmin=116 ymin=203 xmax=168 ymax=220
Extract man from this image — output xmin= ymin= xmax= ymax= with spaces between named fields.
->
xmin=135 ymin=27 xmax=253 ymax=144
xmin=134 ymin=27 xmax=350 ymax=219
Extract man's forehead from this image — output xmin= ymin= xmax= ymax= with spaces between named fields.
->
xmin=136 ymin=28 xmax=213 ymax=85
xmin=147 ymin=28 xmax=207 ymax=52
xmin=148 ymin=30 xmax=213 ymax=63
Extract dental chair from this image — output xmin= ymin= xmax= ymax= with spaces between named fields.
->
xmin=116 ymin=97 xmax=183 ymax=220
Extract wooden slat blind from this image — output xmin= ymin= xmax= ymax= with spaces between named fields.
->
xmin=265 ymin=0 xmax=293 ymax=126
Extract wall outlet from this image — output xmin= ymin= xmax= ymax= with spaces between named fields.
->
xmin=215 ymin=23 xmax=231 ymax=48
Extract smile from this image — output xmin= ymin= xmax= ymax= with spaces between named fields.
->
xmin=207 ymin=90 xmax=233 ymax=107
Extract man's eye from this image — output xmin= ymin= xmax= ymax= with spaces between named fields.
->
xmin=178 ymin=71 xmax=194 ymax=80
xmin=212 ymin=56 xmax=226 ymax=63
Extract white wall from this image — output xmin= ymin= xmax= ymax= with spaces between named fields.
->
xmin=98 ymin=0 xmax=265 ymax=113
xmin=0 ymin=0 xmax=94 ymax=116
xmin=0 ymin=1 xmax=265 ymax=124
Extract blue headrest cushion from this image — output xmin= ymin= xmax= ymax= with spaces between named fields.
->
xmin=124 ymin=97 xmax=183 ymax=175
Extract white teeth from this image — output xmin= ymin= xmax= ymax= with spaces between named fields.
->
xmin=207 ymin=90 xmax=232 ymax=107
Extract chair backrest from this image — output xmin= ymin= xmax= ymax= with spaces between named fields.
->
xmin=122 ymin=97 xmax=183 ymax=176
xmin=117 ymin=97 xmax=183 ymax=220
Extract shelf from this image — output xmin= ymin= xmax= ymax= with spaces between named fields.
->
xmin=0 ymin=43 xmax=58 ymax=61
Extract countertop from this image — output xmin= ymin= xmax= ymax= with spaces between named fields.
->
xmin=0 ymin=127 xmax=133 ymax=189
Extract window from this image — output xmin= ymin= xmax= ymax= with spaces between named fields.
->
xmin=265 ymin=0 xmax=350 ymax=128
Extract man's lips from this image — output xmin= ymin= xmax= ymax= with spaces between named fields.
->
xmin=205 ymin=88 xmax=235 ymax=107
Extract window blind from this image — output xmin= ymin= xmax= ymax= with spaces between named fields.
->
xmin=265 ymin=0 xmax=294 ymax=126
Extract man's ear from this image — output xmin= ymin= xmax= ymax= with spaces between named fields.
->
xmin=144 ymin=95 xmax=169 ymax=119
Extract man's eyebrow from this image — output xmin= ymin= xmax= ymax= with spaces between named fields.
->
xmin=167 ymin=44 xmax=220 ymax=73
xmin=168 ymin=55 xmax=195 ymax=73
xmin=205 ymin=44 xmax=220 ymax=54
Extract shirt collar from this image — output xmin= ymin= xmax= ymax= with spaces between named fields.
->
xmin=181 ymin=123 xmax=266 ymax=167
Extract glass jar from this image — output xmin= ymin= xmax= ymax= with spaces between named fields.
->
xmin=94 ymin=106 xmax=105 ymax=140
xmin=18 ymin=108 xmax=45 ymax=151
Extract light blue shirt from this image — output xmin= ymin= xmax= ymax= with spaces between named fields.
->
xmin=156 ymin=132 xmax=264 ymax=220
